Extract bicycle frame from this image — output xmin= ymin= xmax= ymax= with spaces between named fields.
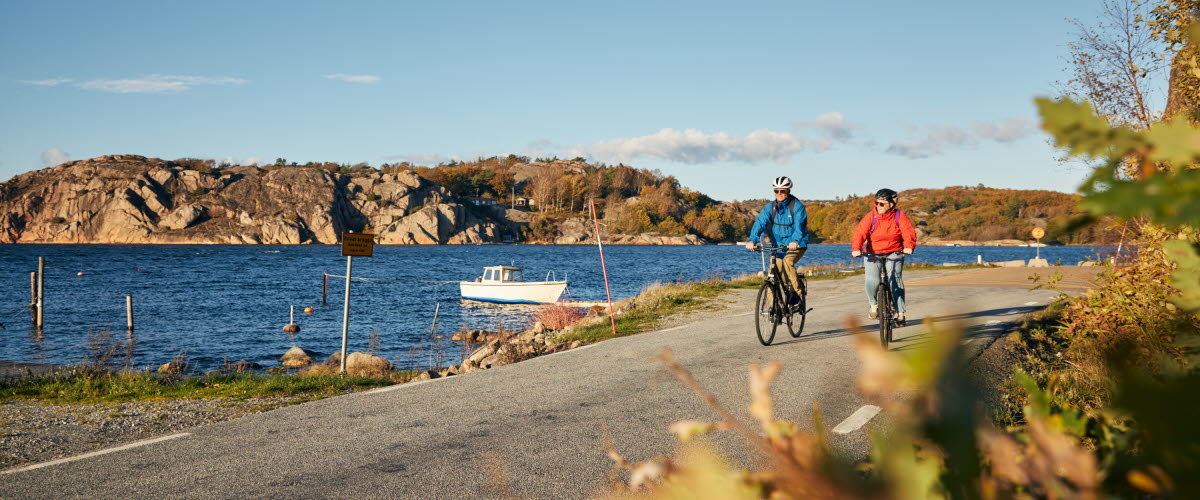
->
xmin=752 ymin=245 xmax=807 ymax=345
xmin=863 ymin=251 xmax=902 ymax=348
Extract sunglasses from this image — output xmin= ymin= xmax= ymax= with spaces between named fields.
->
xmin=774 ymin=189 xmax=789 ymax=194
xmin=875 ymin=201 xmax=891 ymax=206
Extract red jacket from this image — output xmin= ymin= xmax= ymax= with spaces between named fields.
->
xmin=851 ymin=209 xmax=917 ymax=254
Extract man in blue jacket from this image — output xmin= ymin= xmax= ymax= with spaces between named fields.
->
xmin=744 ymin=176 xmax=809 ymax=306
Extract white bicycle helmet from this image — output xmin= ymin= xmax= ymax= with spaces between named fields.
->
xmin=771 ymin=176 xmax=793 ymax=190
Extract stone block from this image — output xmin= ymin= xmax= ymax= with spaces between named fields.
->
xmin=993 ymin=260 xmax=1026 ymax=268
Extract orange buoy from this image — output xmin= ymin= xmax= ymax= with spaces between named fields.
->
xmin=77 ymin=272 xmax=85 ymax=276
xmin=303 ymin=307 xmax=314 ymax=314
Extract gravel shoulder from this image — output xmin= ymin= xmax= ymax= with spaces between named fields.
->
xmin=0 ymin=397 xmax=311 ymax=470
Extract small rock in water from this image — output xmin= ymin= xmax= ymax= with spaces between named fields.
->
xmin=280 ymin=346 xmax=314 ymax=368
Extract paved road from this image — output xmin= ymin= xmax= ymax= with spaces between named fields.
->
xmin=0 ymin=267 xmax=1089 ymax=499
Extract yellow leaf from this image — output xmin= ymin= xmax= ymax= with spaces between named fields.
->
xmin=748 ymin=361 xmax=780 ymax=428
xmin=1127 ymin=469 xmax=1163 ymax=494
xmin=669 ymin=420 xmax=719 ymax=442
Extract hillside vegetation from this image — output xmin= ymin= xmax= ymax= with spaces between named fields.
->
xmin=806 ymin=186 xmax=1126 ymax=245
xmin=401 ymin=156 xmax=1119 ymax=245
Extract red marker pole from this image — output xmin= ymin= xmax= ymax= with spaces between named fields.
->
xmin=590 ymin=199 xmax=617 ymax=337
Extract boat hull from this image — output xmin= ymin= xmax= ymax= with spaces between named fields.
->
xmin=459 ymin=281 xmax=568 ymax=304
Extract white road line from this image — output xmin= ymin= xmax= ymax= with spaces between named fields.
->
xmin=832 ymin=405 xmax=881 ymax=435
xmin=1005 ymin=310 xmax=1021 ymax=314
xmin=2 ymin=432 xmax=191 ymax=475
xmin=985 ymin=320 xmax=1003 ymax=326
xmin=1024 ymin=301 xmax=1039 ymax=306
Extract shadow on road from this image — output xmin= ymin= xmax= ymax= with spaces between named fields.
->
xmin=764 ymin=304 xmax=1043 ymax=348
xmin=888 ymin=305 xmax=1045 ymax=352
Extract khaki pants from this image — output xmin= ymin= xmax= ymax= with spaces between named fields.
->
xmin=772 ymin=248 xmax=807 ymax=294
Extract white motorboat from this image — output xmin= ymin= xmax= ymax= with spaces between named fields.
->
xmin=459 ymin=265 xmax=567 ymax=304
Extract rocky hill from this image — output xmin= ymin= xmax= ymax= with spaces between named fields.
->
xmin=1 ymin=155 xmax=1121 ymax=246
xmin=0 ymin=155 xmax=510 ymax=244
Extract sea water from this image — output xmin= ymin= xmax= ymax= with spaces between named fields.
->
xmin=0 ymin=244 xmax=1115 ymax=371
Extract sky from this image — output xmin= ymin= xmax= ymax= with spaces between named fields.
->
xmin=0 ymin=0 xmax=1163 ymax=201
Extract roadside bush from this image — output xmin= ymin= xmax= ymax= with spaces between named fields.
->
xmin=531 ymin=303 xmax=585 ymax=330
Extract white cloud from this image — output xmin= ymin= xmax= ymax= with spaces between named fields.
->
xmin=323 ymin=74 xmax=381 ymax=84
xmin=75 ymin=75 xmax=246 ymax=94
xmin=792 ymin=111 xmax=857 ymax=141
xmin=972 ymin=117 xmax=1033 ymax=143
xmin=21 ymin=78 xmax=73 ymax=87
xmin=885 ymin=126 xmax=974 ymax=159
xmin=885 ymin=117 xmax=1035 ymax=159
xmin=41 ymin=147 xmax=69 ymax=167
xmin=591 ymin=128 xmax=814 ymax=164
xmin=201 ymin=156 xmax=264 ymax=167
xmin=385 ymin=153 xmax=452 ymax=165
xmin=523 ymin=140 xmax=589 ymax=160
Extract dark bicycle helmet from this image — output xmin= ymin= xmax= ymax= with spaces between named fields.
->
xmin=875 ymin=188 xmax=898 ymax=202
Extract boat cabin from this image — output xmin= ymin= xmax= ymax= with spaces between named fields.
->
xmin=478 ymin=266 xmax=523 ymax=282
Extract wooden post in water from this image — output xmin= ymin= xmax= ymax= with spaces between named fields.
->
xmin=29 ymin=272 xmax=36 ymax=324
xmin=126 ymin=295 xmax=134 ymax=333
xmin=36 ymin=257 xmax=44 ymax=331
xmin=429 ymin=302 xmax=440 ymax=336
xmin=322 ymin=272 xmax=328 ymax=306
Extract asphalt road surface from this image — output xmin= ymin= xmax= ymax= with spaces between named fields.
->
xmin=0 ymin=267 xmax=1091 ymax=499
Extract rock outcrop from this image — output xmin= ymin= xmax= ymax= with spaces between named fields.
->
xmin=0 ymin=155 xmax=507 ymax=244
xmin=280 ymin=346 xmax=315 ymax=368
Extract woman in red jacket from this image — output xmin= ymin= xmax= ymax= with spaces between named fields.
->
xmin=850 ymin=189 xmax=917 ymax=326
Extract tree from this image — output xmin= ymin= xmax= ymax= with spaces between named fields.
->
xmin=1062 ymin=0 xmax=1164 ymax=130
xmin=1150 ymin=0 xmax=1200 ymax=121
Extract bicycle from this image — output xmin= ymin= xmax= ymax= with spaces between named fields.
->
xmin=751 ymin=245 xmax=808 ymax=346
xmin=861 ymin=251 xmax=904 ymax=349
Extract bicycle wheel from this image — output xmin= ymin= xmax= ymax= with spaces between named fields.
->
xmin=755 ymin=283 xmax=779 ymax=346
xmin=875 ymin=284 xmax=891 ymax=349
xmin=787 ymin=278 xmax=807 ymax=338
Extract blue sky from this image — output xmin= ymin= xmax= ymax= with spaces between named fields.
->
xmin=0 ymin=1 xmax=1156 ymax=201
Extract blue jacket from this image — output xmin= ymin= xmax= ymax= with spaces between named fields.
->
xmin=748 ymin=196 xmax=809 ymax=253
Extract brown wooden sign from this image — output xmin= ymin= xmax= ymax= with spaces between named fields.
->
xmin=341 ymin=233 xmax=375 ymax=257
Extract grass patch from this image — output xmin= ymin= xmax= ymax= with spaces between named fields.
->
xmin=556 ymin=275 xmax=756 ymax=343
xmin=0 ymin=370 xmax=401 ymax=404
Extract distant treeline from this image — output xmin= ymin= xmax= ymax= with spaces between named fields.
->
xmin=806 ymin=186 xmax=1127 ymax=245
xmin=173 ymin=155 xmax=1122 ymax=245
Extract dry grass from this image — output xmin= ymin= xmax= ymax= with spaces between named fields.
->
xmin=532 ymin=303 xmax=586 ymax=330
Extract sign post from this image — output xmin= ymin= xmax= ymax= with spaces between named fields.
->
xmin=339 ymin=232 xmax=374 ymax=374
xmin=1031 ymin=227 xmax=1045 ymax=260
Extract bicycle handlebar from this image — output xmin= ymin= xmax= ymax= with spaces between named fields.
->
xmin=855 ymin=251 xmax=905 ymax=258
